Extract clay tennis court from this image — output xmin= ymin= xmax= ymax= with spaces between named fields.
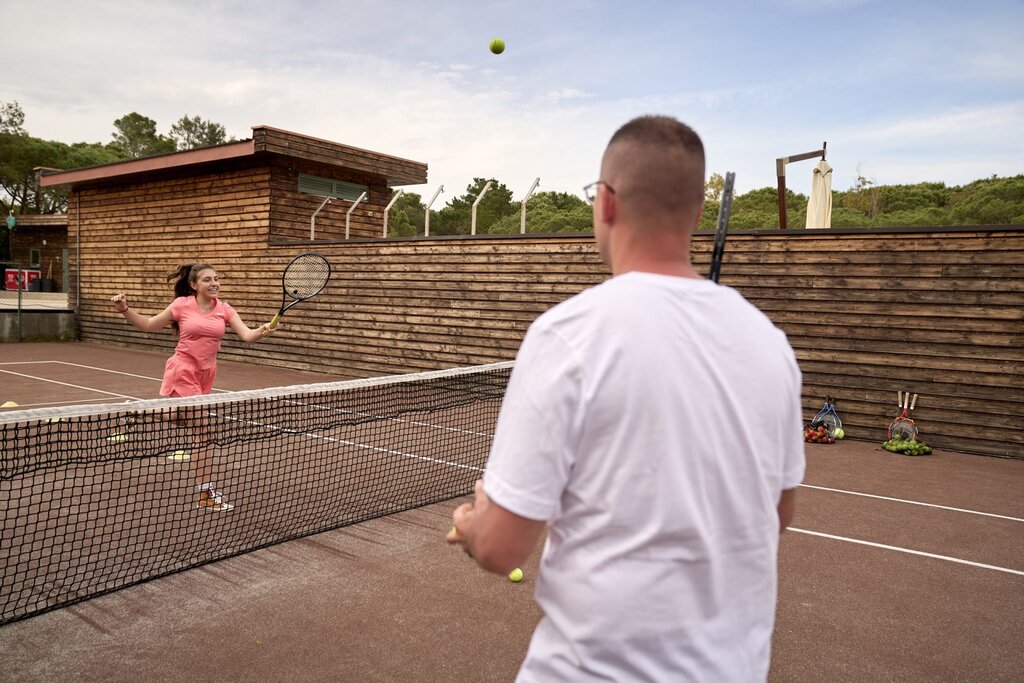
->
xmin=1 ymin=343 xmax=1022 ymax=681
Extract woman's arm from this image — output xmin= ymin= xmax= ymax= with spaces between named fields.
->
xmin=227 ymin=313 xmax=273 ymax=343
xmin=111 ymin=294 xmax=174 ymax=333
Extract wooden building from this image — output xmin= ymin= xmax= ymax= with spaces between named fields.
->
xmin=38 ymin=132 xmax=1023 ymax=459
xmin=5 ymin=214 xmax=69 ymax=292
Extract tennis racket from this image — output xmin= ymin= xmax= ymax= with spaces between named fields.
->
xmin=811 ymin=395 xmax=842 ymax=436
xmin=889 ymin=391 xmax=919 ymax=440
xmin=888 ymin=391 xmax=906 ymax=438
xmin=824 ymin=396 xmax=842 ymax=434
xmin=709 ymin=171 xmax=736 ymax=283
xmin=268 ymin=253 xmax=331 ymax=329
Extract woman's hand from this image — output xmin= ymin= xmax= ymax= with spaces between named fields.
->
xmin=111 ymin=294 xmax=129 ymax=313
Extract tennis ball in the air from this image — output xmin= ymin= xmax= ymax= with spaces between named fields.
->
xmin=508 ymin=567 xmax=524 ymax=583
xmin=489 ymin=38 xmax=505 ymax=54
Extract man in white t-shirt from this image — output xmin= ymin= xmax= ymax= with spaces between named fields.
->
xmin=447 ymin=115 xmax=805 ymax=681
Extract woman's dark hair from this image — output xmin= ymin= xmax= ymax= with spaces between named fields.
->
xmin=166 ymin=263 xmax=214 ymax=332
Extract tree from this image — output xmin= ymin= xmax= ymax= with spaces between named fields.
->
xmin=704 ymin=172 xmax=725 ymax=202
xmin=169 ymin=115 xmax=232 ymax=151
xmin=110 ymin=112 xmax=175 ymax=159
xmin=387 ymin=191 xmax=425 ymax=237
xmin=434 ymin=178 xmax=516 ymax=235
xmin=0 ymin=101 xmax=27 ymax=135
xmin=490 ymin=191 xmax=592 ymax=233
xmin=949 ymin=175 xmax=1024 ymax=224
xmin=0 ymin=133 xmax=120 ymax=214
xmin=841 ymin=172 xmax=882 ymax=218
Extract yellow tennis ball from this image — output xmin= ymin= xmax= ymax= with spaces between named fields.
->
xmin=489 ymin=38 xmax=505 ymax=54
xmin=508 ymin=567 xmax=523 ymax=582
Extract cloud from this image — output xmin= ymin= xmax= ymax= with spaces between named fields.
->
xmin=3 ymin=0 xmax=1021 ymax=202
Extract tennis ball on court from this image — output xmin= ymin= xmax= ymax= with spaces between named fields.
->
xmin=508 ymin=567 xmax=524 ymax=583
xmin=837 ymin=429 xmax=845 ymax=439
xmin=489 ymin=37 xmax=505 ymax=54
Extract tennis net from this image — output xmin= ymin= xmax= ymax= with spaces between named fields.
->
xmin=0 ymin=361 xmax=512 ymax=626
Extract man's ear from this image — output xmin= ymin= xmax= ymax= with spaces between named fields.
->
xmin=600 ymin=184 xmax=617 ymax=224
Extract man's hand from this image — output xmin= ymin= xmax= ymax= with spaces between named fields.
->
xmin=446 ymin=479 xmax=545 ymax=574
xmin=446 ymin=479 xmax=489 ymax=556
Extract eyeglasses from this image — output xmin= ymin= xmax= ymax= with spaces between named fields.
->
xmin=583 ymin=181 xmax=615 ymax=204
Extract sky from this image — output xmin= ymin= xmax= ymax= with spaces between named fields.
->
xmin=3 ymin=0 xmax=1023 ymax=202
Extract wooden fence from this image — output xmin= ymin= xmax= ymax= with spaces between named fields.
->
xmin=72 ymin=218 xmax=1023 ymax=459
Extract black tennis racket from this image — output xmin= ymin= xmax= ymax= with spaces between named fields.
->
xmin=269 ymin=253 xmax=331 ymax=329
xmin=709 ymin=171 xmax=736 ymax=283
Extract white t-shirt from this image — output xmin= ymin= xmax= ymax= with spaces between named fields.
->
xmin=484 ymin=272 xmax=805 ymax=682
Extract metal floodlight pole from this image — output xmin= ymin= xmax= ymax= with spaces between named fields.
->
xmin=471 ymin=181 xmax=493 ymax=236
xmin=310 ymin=196 xmax=333 ymax=240
xmin=775 ymin=142 xmax=826 ymax=229
xmin=520 ymin=177 xmax=540 ymax=234
xmin=345 ymin=191 xmax=367 ymax=239
xmin=383 ymin=189 xmax=405 ymax=238
xmin=425 ymin=185 xmax=444 ymax=237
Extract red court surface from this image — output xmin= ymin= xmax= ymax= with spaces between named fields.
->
xmin=0 ymin=342 xmax=342 ymax=410
xmin=1 ymin=343 xmax=1022 ymax=681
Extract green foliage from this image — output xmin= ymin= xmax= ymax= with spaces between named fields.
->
xmin=699 ymin=187 xmax=806 ymax=230
xmin=949 ymin=175 xmax=1024 ymax=225
xmin=169 ymin=115 xmax=232 ymax=151
xmin=110 ymin=112 xmax=176 ymax=159
xmin=433 ymin=178 xmax=517 ymax=235
xmin=487 ymin=191 xmax=592 ymax=234
xmin=704 ymin=172 xmax=725 ymax=201
xmin=387 ymin=191 xmax=425 ymax=237
xmin=697 ymin=173 xmax=1024 ymax=229
xmin=0 ymin=132 xmax=120 ymax=214
xmin=0 ymin=101 xmax=236 ymax=216
xmin=0 ymin=101 xmax=27 ymax=135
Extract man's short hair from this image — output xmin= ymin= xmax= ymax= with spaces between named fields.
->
xmin=604 ymin=116 xmax=706 ymax=219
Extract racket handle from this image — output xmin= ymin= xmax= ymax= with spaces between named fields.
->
xmin=897 ymin=391 xmax=903 ymax=407
xmin=269 ymin=314 xmax=281 ymax=330
xmin=910 ymin=394 xmax=918 ymax=410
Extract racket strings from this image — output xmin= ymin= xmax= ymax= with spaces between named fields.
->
xmin=283 ymin=256 xmax=330 ymax=300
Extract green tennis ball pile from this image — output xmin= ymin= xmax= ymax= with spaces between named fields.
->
xmin=882 ymin=435 xmax=933 ymax=455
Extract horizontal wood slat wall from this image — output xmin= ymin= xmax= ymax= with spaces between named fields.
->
xmin=68 ymin=179 xmax=1023 ymax=459
xmin=268 ymin=158 xmax=390 ymax=242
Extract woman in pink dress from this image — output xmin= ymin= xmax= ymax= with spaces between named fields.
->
xmin=111 ymin=263 xmax=274 ymax=512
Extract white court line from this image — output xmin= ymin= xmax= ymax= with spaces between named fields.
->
xmin=276 ymin=396 xmax=495 ymax=440
xmin=800 ymin=484 xmax=1024 ymax=523
xmin=0 ymin=397 xmax=129 ymax=409
xmin=788 ymin=527 xmax=1024 ymax=577
xmin=0 ymin=360 xmax=235 ymax=393
xmin=213 ymin=410 xmax=486 ymax=474
xmin=0 ymin=368 xmax=137 ymax=401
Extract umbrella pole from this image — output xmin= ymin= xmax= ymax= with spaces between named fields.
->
xmin=775 ymin=142 xmax=827 ymax=229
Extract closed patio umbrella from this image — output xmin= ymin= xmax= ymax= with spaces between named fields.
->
xmin=806 ymin=159 xmax=833 ymax=228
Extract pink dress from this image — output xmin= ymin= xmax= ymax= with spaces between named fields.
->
xmin=159 ymin=296 xmax=237 ymax=397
